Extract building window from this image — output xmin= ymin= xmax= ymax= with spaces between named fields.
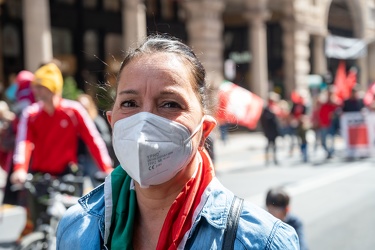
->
xmin=84 ymin=30 xmax=99 ymax=61
xmin=104 ymin=33 xmax=122 ymax=84
xmin=6 ymin=0 xmax=22 ymax=19
xmin=146 ymin=0 xmax=157 ymax=16
xmin=145 ymin=0 xmax=180 ymax=20
xmin=103 ymin=0 xmax=120 ymax=11
xmin=161 ymin=0 xmax=173 ymax=20
xmin=55 ymin=0 xmax=75 ymax=5
xmin=3 ymin=24 xmax=20 ymax=57
xmin=83 ymin=0 xmax=98 ymax=8
xmin=105 ymin=33 xmax=122 ymax=56
xmin=52 ymin=28 xmax=73 ymax=55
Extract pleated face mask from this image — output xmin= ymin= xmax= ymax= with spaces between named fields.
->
xmin=113 ymin=112 xmax=203 ymax=188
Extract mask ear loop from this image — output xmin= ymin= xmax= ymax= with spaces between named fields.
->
xmin=183 ymin=116 xmax=205 ymax=144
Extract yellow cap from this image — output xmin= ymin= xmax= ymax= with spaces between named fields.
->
xmin=33 ymin=63 xmax=63 ymax=94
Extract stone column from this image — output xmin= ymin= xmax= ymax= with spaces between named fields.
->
xmin=312 ymin=35 xmax=327 ymax=75
xmin=281 ymin=20 xmax=310 ymax=99
xmin=0 ymin=23 xmax=3 ymax=91
xmin=245 ymin=11 xmax=269 ymax=99
xmin=122 ymin=0 xmax=147 ymax=51
xmin=358 ymin=55 xmax=368 ymax=90
xmin=23 ymin=0 xmax=53 ymax=72
xmin=183 ymin=0 xmax=225 ymax=91
xmin=281 ymin=20 xmax=295 ymax=97
xmin=368 ymin=42 xmax=375 ymax=83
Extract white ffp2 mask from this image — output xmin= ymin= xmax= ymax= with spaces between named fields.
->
xmin=112 ymin=112 xmax=203 ymax=188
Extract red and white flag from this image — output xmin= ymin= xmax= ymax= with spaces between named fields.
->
xmin=216 ymin=81 xmax=264 ymax=130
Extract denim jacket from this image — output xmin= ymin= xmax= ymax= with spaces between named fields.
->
xmin=57 ymin=178 xmax=299 ymax=249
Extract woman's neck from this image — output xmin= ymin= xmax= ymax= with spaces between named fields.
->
xmin=133 ymin=188 xmax=177 ymax=250
xmin=133 ymin=154 xmax=201 ymax=249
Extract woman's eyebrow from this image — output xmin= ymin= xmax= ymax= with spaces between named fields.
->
xmin=160 ymin=89 xmax=178 ymax=96
xmin=159 ymin=88 xmax=189 ymax=99
xmin=118 ymin=89 xmax=138 ymax=96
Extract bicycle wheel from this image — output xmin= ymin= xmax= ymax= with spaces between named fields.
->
xmin=16 ymin=232 xmax=46 ymax=250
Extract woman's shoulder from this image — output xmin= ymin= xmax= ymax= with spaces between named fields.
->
xmin=201 ymin=180 xmax=299 ymax=249
xmin=237 ymin=201 xmax=299 ymax=249
xmin=56 ymin=185 xmax=106 ymax=249
xmin=58 ymin=202 xmax=89 ymax=232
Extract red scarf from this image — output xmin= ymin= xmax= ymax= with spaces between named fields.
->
xmin=156 ymin=149 xmax=215 ymax=249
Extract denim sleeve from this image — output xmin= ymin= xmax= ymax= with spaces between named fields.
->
xmin=56 ymin=204 xmax=102 ymax=250
xmin=266 ymin=221 xmax=300 ymax=250
xmin=234 ymin=202 xmax=300 ymax=250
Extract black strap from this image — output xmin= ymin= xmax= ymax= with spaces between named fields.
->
xmin=222 ymin=196 xmax=244 ymax=250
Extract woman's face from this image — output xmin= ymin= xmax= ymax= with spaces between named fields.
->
xmin=108 ymin=52 xmax=204 ymax=135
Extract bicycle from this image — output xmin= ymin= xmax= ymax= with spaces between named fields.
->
xmin=10 ymin=173 xmax=83 ymax=250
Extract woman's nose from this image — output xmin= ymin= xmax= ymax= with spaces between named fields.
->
xmin=140 ymin=102 xmax=157 ymax=114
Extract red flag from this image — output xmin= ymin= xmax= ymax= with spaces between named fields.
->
xmin=216 ymin=81 xmax=264 ymax=130
xmin=333 ymin=60 xmax=347 ymax=103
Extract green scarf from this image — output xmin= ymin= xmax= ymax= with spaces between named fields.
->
xmin=108 ymin=167 xmax=137 ymax=250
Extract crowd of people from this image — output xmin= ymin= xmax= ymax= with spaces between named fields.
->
xmin=259 ymin=83 xmax=372 ymax=165
xmin=256 ymin=83 xmax=372 ymax=250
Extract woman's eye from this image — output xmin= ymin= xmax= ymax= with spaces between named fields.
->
xmin=162 ymin=102 xmax=181 ymax=109
xmin=121 ymin=100 xmax=137 ymax=107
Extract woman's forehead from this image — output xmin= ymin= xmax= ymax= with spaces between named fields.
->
xmin=119 ymin=53 xmax=192 ymax=86
xmin=127 ymin=52 xmax=185 ymax=71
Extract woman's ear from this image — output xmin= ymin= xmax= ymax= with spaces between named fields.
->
xmin=202 ymin=115 xmax=217 ymax=141
xmin=106 ymin=111 xmax=112 ymax=125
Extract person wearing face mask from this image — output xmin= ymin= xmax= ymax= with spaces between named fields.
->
xmin=56 ymin=35 xmax=299 ymax=250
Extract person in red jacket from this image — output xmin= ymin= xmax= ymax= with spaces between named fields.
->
xmin=10 ymin=63 xmax=113 ymax=185
xmin=318 ymin=91 xmax=339 ymax=159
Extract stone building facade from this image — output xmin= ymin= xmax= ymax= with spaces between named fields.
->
xmin=1 ymin=0 xmax=375 ymax=101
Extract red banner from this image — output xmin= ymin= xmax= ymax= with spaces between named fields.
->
xmin=348 ymin=125 xmax=368 ymax=146
xmin=216 ymin=81 xmax=264 ymax=130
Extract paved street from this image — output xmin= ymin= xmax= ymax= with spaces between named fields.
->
xmin=213 ymin=129 xmax=375 ymax=250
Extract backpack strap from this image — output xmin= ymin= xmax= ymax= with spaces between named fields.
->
xmin=222 ymin=195 xmax=244 ymax=250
